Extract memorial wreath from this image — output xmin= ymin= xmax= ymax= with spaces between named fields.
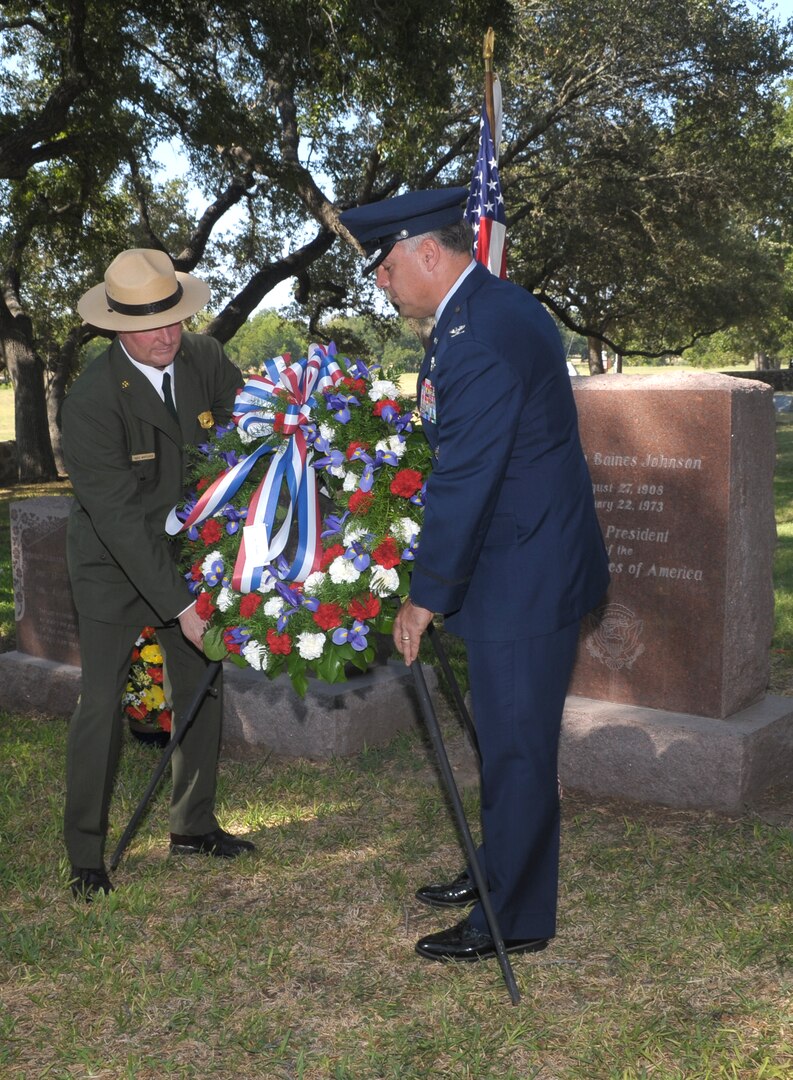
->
xmin=166 ymin=342 xmax=432 ymax=696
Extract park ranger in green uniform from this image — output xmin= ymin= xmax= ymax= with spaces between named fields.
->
xmin=61 ymin=248 xmax=254 ymax=900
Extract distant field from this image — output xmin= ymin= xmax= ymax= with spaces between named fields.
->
xmin=0 ymin=385 xmax=13 ymax=441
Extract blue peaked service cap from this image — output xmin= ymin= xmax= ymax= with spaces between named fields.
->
xmin=340 ymin=186 xmax=469 ymax=274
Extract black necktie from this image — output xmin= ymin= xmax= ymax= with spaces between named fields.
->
xmin=162 ymin=371 xmax=178 ymax=421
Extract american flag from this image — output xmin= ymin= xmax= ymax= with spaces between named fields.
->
xmin=465 ymin=102 xmax=507 ymax=279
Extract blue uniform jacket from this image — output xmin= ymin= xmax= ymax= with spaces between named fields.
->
xmin=410 ymin=263 xmax=609 ymax=641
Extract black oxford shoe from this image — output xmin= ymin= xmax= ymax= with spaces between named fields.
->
xmin=415 ymin=869 xmax=479 ymax=908
xmin=169 ymin=827 xmax=256 ymax=859
xmin=69 ymin=864 xmax=114 ymax=902
xmin=415 ymin=917 xmax=549 ymax=963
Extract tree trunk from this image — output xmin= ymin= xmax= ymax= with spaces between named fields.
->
xmin=587 ymin=336 xmax=606 ymax=374
xmin=0 ymin=309 xmax=57 ymax=482
xmin=754 ymin=351 xmax=776 ymax=371
xmin=613 ymin=351 xmax=623 ymax=373
xmin=47 ymin=325 xmax=90 ymax=477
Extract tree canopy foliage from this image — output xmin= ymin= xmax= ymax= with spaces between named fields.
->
xmin=1 ymin=0 xmax=792 ymax=477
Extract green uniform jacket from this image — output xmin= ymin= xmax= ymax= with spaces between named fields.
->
xmin=61 ymin=333 xmax=242 ymax=627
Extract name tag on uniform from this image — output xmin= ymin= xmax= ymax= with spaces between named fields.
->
xmin=420 ymin=378 xmax=437 ymax=424
xmin=130 ymin=452 xmax=156 ymax=462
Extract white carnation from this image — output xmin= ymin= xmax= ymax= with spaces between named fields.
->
xmin=370 ymin=565 xmax=400 ymax=597
xmin=375 ymin=435 xmax=406 ymax=459
xmin=368 ymin=379 xmax=400 ymax=402
xmin=303 ymin=571 xmax=327 ymax=595
xmin=343 ymin=472 xmax=358 ymax=492
xmin=328 ymin=463 xmax=346 ymax=479
xmin=201 ymin=550 xmax=222 ymax=575
xmin=216 ymin=587 xmax=235 ymax=612
xmin=392 ymin=516 xmax=420 ymax=545
xmin=256 ymin=569 xmax=278 ymax=594
xmin=296 ymin=632 xmax=326 ymax=661
xmin=328 ymin=556 xmax=361 ymax=584
xmin=342 ymin=524 xmax=366 ymax=546
xmin=242 ymin=639 xmax=269 ymax=671
xmin=319 ymin=422 xmax=335 ymax=441
xmin=263 ymin=597 xmax=284 ymax=617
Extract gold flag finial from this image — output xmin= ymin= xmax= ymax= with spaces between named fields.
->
xmin=483 ymin=28 xmax=496 ymax=136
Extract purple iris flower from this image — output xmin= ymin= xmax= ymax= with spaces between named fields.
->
xmin=344 ymin=541 xmax=370 ymax=572
xmin=321 ymin=511 xmax=350 ymax=539
xmin=184 ymin=570 xmax=202 ymax=595
xmin=332 ymin=620 xmax=369 ymax=652
xmin=394 ymin=412 xmax=413 ymax=435
xmin=204 ymin=557 xmax=224 ymax=587
xmin=374 ymin=448 xmax=399 ymax=468
xmin=325 ymin=393 xmax=360 ymax=424
xmin=312 ymin=448 xmax=346 ymax=471
xmin=410 ymin=483 xmax=426 ymax=508
xmin=224 ymin=626 xmax=251 ymax=651
xmin=223 ymin=504 xmax=246 ymax=536
xmin=187 ymin=525 xmax=200 ymax=542
xmin=348 ymin=358 xmax=379 ymax=381
xmin=221 ymin=450 xmax=240 ymax=468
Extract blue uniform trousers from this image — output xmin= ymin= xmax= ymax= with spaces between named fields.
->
xmin=464 ymin=621 xmax=580 ymax=941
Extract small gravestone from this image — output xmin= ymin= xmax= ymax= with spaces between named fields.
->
xmin=10 ymin=496 xmax=80 ymax=665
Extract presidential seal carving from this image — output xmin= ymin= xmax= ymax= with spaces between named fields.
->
xmin=584 ymin=602 xmax=645 ymax=671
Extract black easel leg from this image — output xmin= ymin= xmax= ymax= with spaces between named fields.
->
xmin=110 ymin=660 xmax=222 ymax=871
xmin=410 ymin=659 xmax=521 ymax=1005
xmin=427 ymin=623 xmax=480 ymax=762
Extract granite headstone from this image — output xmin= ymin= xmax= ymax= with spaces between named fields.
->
xmin=570 ymin=372 xmax=776 ymax=719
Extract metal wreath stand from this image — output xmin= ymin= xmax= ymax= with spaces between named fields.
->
xmin=111 ymin=620 xmax=521 ymax=1005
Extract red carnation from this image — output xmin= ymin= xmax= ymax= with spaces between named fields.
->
xmin=130 ymin=647 xmax=141 ymax=663
xmin=190 ymin=561 xmax=203 ymax=581
xmin=195 ymin=592 xmax=217 ymax=621
xmin=341 ymin=376 xmax=366 ymax=394
xmin=348 ymin=593 xmax=380 ymax=621
xmin=372 ymin=537 xmax=400 ymax=569
xmin=239 ymin=593 xmax=262 ymax=618
xmin=390 ymin=469 xmax=424 ymax=498
xmin=147 ymin=666 xmax=164 ymax=685
xmin=158 ymin=709 xmax=172 ymax=733
xmin=199 ymin=518 xmax=222 ymax=545
xmin=373 ymin=399 xmax=400 ymax=417
xmin=313 ymin=602 xmax=344 ymax=630
xmin=348 ymin=489 xmax=374 ymax=514
xmin=267 ymin=628 xmax=292 ymax=655
xmin=321 ymin=543 xmax=345 ymax=570
xmin=196 ymin=476 xmax=212 ymax=492
xmin=346 ymin=440 xmax=370 ymax=460
xmin=126 ymin=703 xmax=149 ymax=721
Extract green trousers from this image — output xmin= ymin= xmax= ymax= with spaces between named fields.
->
xmin=64 ymin=615 xmax=223 ymax=868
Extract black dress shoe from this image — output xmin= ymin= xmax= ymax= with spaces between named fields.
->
xmin=415 ymin=917 xmax=549 ymax=963
xmin=69 ymin=864 xmax=114 ymax=902
xmin=415 ymin=869 xmax=479 ymax=909
xmin=169 ymin=827 xmax=256 ymax=859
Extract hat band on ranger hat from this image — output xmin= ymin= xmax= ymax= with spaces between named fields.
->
xmin=105 ymin=283 xmax=184 ymax=318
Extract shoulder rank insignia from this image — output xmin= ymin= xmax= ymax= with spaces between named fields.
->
xmin=121 ymin=380 xmax=130 ymax=389
xmin=198 ymin=411 xmax=215 ymax=429
xmin=449 ymin=325 xmax=466 ymax=337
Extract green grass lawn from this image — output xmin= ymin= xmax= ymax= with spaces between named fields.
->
xmin=0 ymin=411 xmax=791 ymax=1078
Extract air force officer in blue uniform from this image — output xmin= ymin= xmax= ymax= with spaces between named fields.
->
xmin=341 ymin=189 xmax=609 ymax=962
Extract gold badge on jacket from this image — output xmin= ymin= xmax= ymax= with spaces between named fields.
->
xmin=198 ymin=411 xmax=215 ymax=429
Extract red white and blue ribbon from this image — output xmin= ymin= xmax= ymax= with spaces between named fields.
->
xmin=166 ymin=343 xmax=343 ymax=591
